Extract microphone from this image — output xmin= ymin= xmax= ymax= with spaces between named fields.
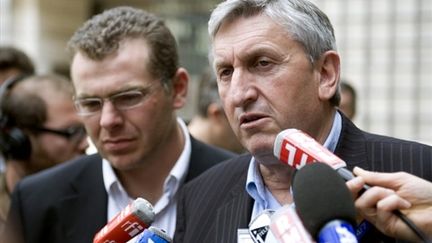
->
xmin=138 ymin=226 xmax=172 ymax=243
xmin=248 ymin=209 xmax=276 ymax=243
xmin=269 ymin=205 xmax=314 ymax=243
xmin=274 ymin=128 xmax=431 ymax=242
xmin=292 ymin=162 xmax=358 ymax=243
xmin=93 ymin=197 xmax=155 ymax=243
xmin=273 ymin=128 xmax=361 ymax=184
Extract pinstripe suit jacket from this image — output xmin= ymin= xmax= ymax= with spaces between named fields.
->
xmin=6 ymin=136 xmax=235 ymax=243
xmin=174 ymin=114 xmax=432 ymax=243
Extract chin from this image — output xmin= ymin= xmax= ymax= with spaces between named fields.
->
xmin=104 ymin=153 xmax=134 ymax=169
xmin=248 ymin=144 xmax=275 ymax=161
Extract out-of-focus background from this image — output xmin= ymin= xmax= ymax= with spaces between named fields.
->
xmin=1 ymin=0 xmax=431 ymax=144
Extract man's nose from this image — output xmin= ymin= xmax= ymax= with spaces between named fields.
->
xmin=229 ymin=69 xmax=258 ymax=107
xmin=99 ymin=101 xmax=124 ymax=129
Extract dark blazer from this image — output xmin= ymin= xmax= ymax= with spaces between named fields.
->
xmin=6 ymin=137 xmax=235 ymax=243
xmin=174 ymin=114 xmax=432 ymax=243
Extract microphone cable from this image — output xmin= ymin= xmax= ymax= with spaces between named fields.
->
xmin=393 ymin=210 xmax=431 ymax=243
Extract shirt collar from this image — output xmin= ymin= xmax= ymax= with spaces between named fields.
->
xmin=245 ymin=112 xmax=342 ymax=216
xmin=163 ymin=117 xmax=191 ymax=196
xmin=102 ymin=117 xmax=192 ymax=212
xmin=324 ymin=111 xmax=342 ymax=153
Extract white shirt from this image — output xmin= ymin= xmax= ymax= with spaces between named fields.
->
xmin=102 ymin=117 xmax=191 ymax=239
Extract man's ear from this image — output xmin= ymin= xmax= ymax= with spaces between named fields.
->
xmin=317 ymin=51 xmax=340 ymax=101
xmin=171 ymin=67 xmax=189 ymax=109
xmin=207 ymin=103 xmax=224 ymax=121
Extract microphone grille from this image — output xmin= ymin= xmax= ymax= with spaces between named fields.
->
xmin=292 ymin=163 xmax=357 ymax=237
xmin=133 ymin=197 xmax=155 ymax=225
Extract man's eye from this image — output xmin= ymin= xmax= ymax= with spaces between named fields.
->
xmin=81 ymin=100 xmax=100 ymax=109
xmin=218 ymin=69 xmax=233 ymax=79
xmin=257 ymin=60 xmax=271 ymax=67
xmin=114 ymin=93 xmax=143 ymax=106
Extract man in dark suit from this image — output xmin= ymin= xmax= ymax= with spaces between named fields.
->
xmin=3 ymin=7 xmax=234 ymax=243
xmin=174 ymin=0 xmax=432 ymax=242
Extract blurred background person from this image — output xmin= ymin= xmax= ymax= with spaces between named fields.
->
xmin=0 ymin=46 xmax=36 ymax=172
xmin=339 ymin=80 xmax=357 ymax=120
xmin=0 ymin=74 xmax=88 ymax=231
xmin=0 ymin=46 xmax=35 ymax=85
xmin=188 ymin=68 xmax=245 ymax=154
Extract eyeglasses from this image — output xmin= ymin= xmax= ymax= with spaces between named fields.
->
xmin=73 ymin=87 xmax=155 ymax=116
xmin=31 ymin=125 xmax=87 ymax=142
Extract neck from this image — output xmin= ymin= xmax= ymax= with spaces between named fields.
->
xmin=188 ymin=116 xmax=212 ymax=144
xmin=309 ymin=108 xmax=337 ymax=144
xmin=116 ymin=122 xmax=185 ymax=204
xmin=5 ymin=160 xmax=29 ymax=193
xmin=259 ymin=163 xmax=294 ymax=205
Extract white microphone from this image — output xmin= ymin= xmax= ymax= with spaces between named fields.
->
xmin=93 ymin=197 xmax=155 ymax=243
xmin=248 ymin=209 xmax=277 ymax=243
xmin=269 ymin=205 xmax=314 ymax=243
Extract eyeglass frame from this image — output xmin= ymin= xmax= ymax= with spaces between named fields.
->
xmin=73 ymin=85 xmax=159 ymax=117
xmin=30 ymin=125 xmax=87 ymax=141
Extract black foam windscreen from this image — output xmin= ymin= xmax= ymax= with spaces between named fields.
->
xmin=292 ymin=162 xmax=357 ymax=238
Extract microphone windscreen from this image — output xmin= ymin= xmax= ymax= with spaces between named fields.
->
xmin=292 ymin=162 xmax=357 ymax=238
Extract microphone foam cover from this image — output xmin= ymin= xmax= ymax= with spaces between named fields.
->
xmin=292 ymin=162 xmax=357 ymax=238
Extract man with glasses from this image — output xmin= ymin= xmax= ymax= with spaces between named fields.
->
xmin=0 ymin=74 xmax=88 ymax=232
xmin=4 ymin=6 xmax=235 ymax=243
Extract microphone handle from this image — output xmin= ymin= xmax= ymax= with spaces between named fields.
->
xmin=336 ymin=167 xmax=370 ymax=194
xmin=336 ymin=167 xmax=431 ymax=243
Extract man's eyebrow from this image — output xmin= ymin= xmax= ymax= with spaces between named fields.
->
xmin=213 ymin=58 xmax=232 ymax=71
xmin=75 ymin=85 xmax=145 ymax=99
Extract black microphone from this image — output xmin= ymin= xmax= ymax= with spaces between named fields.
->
xmin=292 ymin=162 xmax=358 ymax=243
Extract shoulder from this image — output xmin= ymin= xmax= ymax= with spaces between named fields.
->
xmin=190 ymin=136 xmax=237 ymax=160
xmin=346 ymin=118 xmax=432 ymax=149
xmin=341 ymin=113 xmax=432 ymax=148
xmin=340 ymin=114 xmax=432 ymax=179
xmin=15 ymin=154 xmax=102 ymax=196
xmin=183 ymin=153 xmax=251 ymax=194
xmin=186 ymin=136 xmax=237 ymax=181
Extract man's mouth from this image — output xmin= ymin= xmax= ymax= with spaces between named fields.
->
xmin=239 ymin=113 xmax=267 ymax=125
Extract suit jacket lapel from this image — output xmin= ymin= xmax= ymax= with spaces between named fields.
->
xmin=185 ymin=136 xmax=235 ymax=182
xmin=56 ymin=155 xmax=108 ymax=241
xmin=215 ymin=163 xmax=253 ymax=242
xmin=335 ymin=113 xmax=371 ymax=171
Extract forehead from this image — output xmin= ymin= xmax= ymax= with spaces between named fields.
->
xmin=72 ymin=38 xmax=150 ymax=74
xmin=71 ymin=39 xmax=154 ymax=96
xmin=212 ymin=14 xmax=292 ymax=65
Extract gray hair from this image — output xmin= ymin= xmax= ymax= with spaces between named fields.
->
xmin=208 ymin=0 xmax=340 ymax=105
